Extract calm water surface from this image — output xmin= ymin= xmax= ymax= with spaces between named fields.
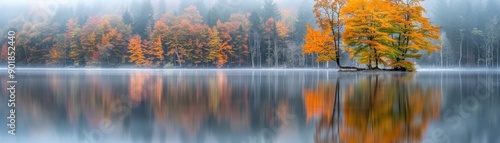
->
xmin=1 ymin=69 xmax=499 ymax=143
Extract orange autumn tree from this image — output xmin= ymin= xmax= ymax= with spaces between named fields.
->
xmin=387 ymin=0 xmax=441 ymax=71
xmin=307 ymin=0 xmax=441 ymax=71
xmin=342 ymin=0 xmax=398 ymax=70
xmin=128 ymin=34 xmax=149 ymax=66
xmin=207 ymin=27 xmax=228 ymax=68
xmin=303 ymin=24 xmax=337 ymax=63
xmin=66 ymin=18 xmax=84 ymax=66
xmin=312 ymin=0 xmax=348 ymax=67
xmin=149 ymin=21 xmax=168 ymax=67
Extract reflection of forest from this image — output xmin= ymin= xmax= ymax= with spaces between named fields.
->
xmin=10 ymin=70 xmax=303 ymax=143
xmin=8 ymin=70 xmax=500 ymax=143
xmin=303 ymin=73 xmax=442 ymax=143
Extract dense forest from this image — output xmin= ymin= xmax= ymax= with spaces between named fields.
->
xmin=0 ymin=0 xmax=499 ymax=69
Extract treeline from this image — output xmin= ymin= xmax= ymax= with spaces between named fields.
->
xmin=0 ymin=0 xmax=318 ymax=68
xmin=432 ymin=0 xmax=500 ymax=68
xmin=1 ymin=0 xmax=472 ymax=70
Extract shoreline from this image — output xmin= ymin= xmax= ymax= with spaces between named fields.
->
xmin=0 ymin=67 xmax=499 ymax=72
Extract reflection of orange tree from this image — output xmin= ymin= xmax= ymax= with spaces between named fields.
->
xmin=303 ymin=82 xmax=340 ymax=143
xmin=342 ymin=74 xmax=441 ymax=143
xmin=303 ymin=83 xmax=335 ymax=123
xmin=81 ymin=71 xmax=114 ymax=127
xmin=304 ymin=74 xmax=441 ymax=143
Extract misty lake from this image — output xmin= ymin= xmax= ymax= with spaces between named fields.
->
xmin=1 ymin=69 xmax=499 ymax=143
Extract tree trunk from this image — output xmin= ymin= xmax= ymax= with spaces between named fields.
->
xmin=459 ymin=32 xmax=463 ymax=68
xmin=258 ymin=36 xmax=262 ymax=68
xmin=251 ymin=49 xmax=255 ymax=68
xmin=175 ymin=47 xmax=182 ymax=67
xmin=316 ymin=54 xmax=319 ymax=68
xmin=485 ymin=42 xmax=488 ymax=68
xmin=267 ymin=38 xmax=271 ymax=67
xmin=497 ymin=48 xmax=500 ymax=68
xmin=273 ymin=36 xmax=278 ymax=67
xmin=251 ymin=33 xmax=256 ymax=68
xmin=440 ymin=47 xmax=443 ymax=68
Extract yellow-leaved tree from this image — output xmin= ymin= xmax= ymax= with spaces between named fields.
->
xmin=307 ymin=0 xmax=441 ymax=71
xmin=303 ymin=24 xmax=337 ymax=63
xmin=128 ymin=34 xmax=149 ymax=66
xmin=387 ymin=0 xmax=441 ymax=71
xmin=342 ymin=0 xmax=398 ymax=70
xmin=313 ymin=0 xmax=348 ymax=68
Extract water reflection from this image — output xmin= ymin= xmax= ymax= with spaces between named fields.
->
xmin=304 ymin=74 xmax=442 ymax=143
xmin=0 ymin=70 xmax=498 ymax=143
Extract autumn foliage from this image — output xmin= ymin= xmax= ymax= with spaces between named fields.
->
xmin=128 ymin=34 xmax=149 ymax=66
xmin=303 ymin=24 xmax=337 ymax=62
xmin=304 ymin=0 xmax=440 ymax=71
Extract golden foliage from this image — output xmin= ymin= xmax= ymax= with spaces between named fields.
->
xmin=128 ymin=34 xmax=149 ymax=66
xmin=303 ymin=24 xmax=337 ymax=62
xmin=342 ymin=0 xmax=398 ymax=69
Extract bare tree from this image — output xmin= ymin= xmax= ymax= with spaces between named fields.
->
xmin=484 ymin=16 xmax=500 ymax=68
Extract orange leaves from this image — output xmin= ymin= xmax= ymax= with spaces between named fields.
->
xmin=313 ymin=0 xmax=347 ymax=32
xmin=385 ymin=0 xmax=440 ymax=71
xmin=128 ymin=34 xmax=149 ymax=66
xmin=150 ymin=36 xmax=165 ymax=65
xmin=275 ymin=20 xmax=290 ymax=39
xmin=207 ymin=27 xmax=231 ymax=68
xmin=310 ymin=0 xmax=442 ymax=70
xmin=150 ymin=21 xmax=169 ymax=66
xmin=303 ymin=24 xmax=337 ymax=62
xmin=342 ymin=0 xmax=403 ymax=69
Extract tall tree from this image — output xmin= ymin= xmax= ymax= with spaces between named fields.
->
xmin=342 ymin=0 xmax=397 ymax=70
xmin=275 ymin=20 xmax=290 ymax=67
xmin=79 ymin=16 xmax=101 ymax=66
xmin=388 ymin=0 xmax=441 ymax=71
xmin=263 ymin=18 xmax=276 ymax=66
xmin=128 ymin=34 xmax=148 ymax=66
xmin=249 ymin=11 xmax=262 ymax=67
xmin=303 ymin=24 xmax=336 ymax=64
xmin=313 ymin=0 xmax=348 ymax=68
xmin=66 ymin=18 xmax=84 ymax=66
xmin=483 ymin=16 xmax=500 ymax=67
xmin=215 ymin=20 xmax=233 ymax=67
xmin=207 ymin=27 xmax=226 ymax=67
xmin=230 ymin=26 xmax=249 ymax=66
xmin=151 ymin=21 xmax=169 ymax=66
